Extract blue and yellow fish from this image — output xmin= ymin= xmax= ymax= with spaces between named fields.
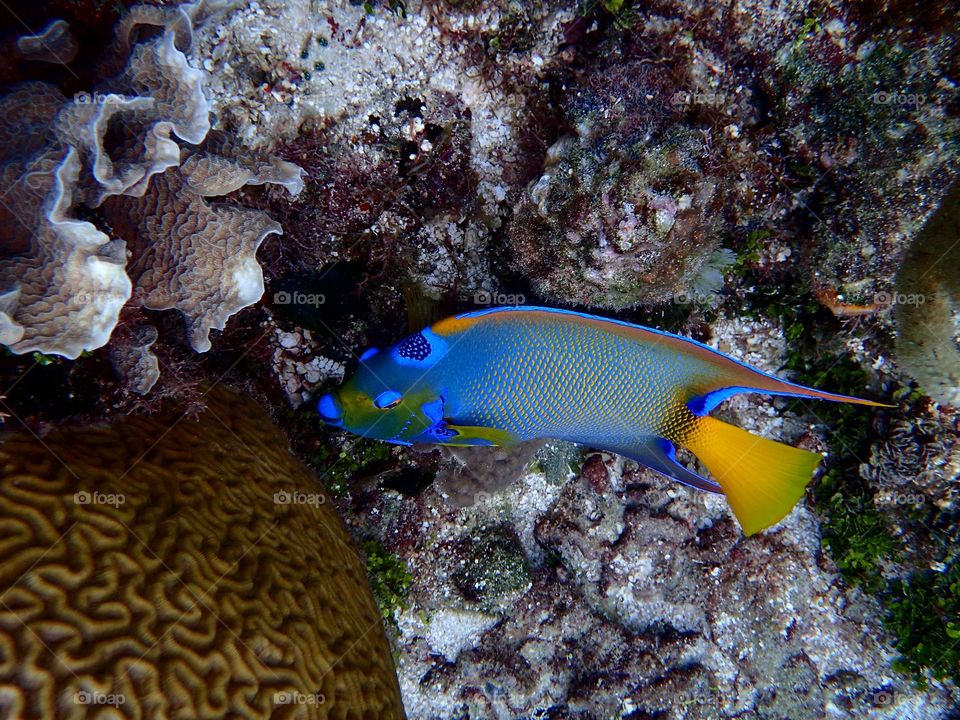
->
xmin=317 ymin=306 xmax=885 ymax=535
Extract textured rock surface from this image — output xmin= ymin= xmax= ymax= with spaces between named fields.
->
xmin=510 ymin=66 xmax=727 ymax=308
xmin=191 ymin=0 xmax=574 ymax=299
xmin=0 ymin=387 xmax=404 ymax=719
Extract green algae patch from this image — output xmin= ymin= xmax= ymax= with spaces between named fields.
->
xmin=310 ymin=435 xmax=394 ymax=498
xmin=364 ymin=538 xmax=414 ymax=625
xmin=886 ymin=560 xmax=960 ymax=688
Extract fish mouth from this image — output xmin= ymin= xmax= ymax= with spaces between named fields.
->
xmin=317 ymin=393 xmax=344 ymax=426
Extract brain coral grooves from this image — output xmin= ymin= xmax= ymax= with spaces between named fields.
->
xmin=0 ymin=387 xmax=405 ymax=719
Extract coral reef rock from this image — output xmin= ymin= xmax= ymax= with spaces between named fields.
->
xmin=0 ymin=387 xmax=404 ymax=719
xmin=191 ymin=0 xmax=574 ymax=301
xmin=510 ymin=66 xmax=726 ymax=309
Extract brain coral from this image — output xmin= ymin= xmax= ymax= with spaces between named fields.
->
xmin=0 ymin=387 xmax=405 ymax=719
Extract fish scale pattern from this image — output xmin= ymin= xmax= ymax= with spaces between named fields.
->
xmin=441 ymin=312 xmax=701 ymax=449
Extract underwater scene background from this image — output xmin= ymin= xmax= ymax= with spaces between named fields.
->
xmin=0 ymin=0 xmax=957 ymax=717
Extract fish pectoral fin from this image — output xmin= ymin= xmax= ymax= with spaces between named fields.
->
xmin=606 ymin=437 xmax=722 ymax=494
xmin=438 ymin=423 xmax=519 ymax=448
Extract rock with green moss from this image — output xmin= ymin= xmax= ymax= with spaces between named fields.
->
xmin=450 ymin=525 xmax=531 ymax=606
xmin=886 ymin=561 xmax=960 ymax=688
xmin=364 ymin=538 xmax=414 ymax=625
xmin=310 ymin=435 xmax=394 ymax=497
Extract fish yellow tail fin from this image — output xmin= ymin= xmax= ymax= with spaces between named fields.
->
xmin=684 ymin=416 xmax=822 ymax=536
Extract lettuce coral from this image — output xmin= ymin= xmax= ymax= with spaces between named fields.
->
xmin=0 ymin=2 xmax=303 ymax=389
xmin=0 ymin=144 xmax=131 ymax=358
xmin=103 ymin=169 xmax=282 ymax=353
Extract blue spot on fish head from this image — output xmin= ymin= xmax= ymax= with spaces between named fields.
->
xmin=317 ymin=393 xmax=343 ymax=425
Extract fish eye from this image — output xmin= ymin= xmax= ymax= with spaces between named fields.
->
xmin=373 ymin=390 xmax=403 ymax=409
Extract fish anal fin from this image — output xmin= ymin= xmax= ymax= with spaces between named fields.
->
xmin=598 ymin=437 xmax=723 ymax=494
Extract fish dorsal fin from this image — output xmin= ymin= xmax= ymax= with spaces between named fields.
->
xmin=432 ymin=306 xmax=888 ymax=413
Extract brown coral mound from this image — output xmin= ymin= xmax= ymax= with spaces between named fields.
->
xmin=895 ymin=181 xmax=960 ymax=406
xmin=0 ymin=387 xmax=405 ymax=719
xmin=508 ymin=58 xmax=725 ymax=309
